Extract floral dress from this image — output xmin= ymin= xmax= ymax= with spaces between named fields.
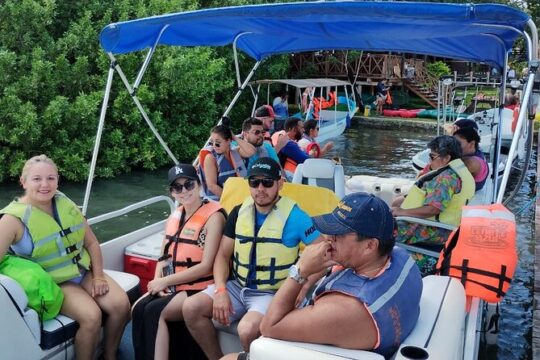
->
xmin=396 ymin=168 xmax=462 ymax=274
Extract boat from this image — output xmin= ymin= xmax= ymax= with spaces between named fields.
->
xmin=1 ymin=1 xmax=537 ymax=359
xmin=249 ymin=78 xmax=358 ymax=143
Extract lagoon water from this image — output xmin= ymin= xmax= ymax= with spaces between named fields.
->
xmin=0 ymin=126 xmax=534 ymax=359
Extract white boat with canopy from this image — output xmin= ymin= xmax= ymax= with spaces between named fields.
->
xmin=0 ymin=1 xmax=537 ymax=359
xmin=249 ymin=78 xmax=358 ymax=143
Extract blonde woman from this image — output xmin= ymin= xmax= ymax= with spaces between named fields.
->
xmin=0 ymin=155 xmax=130 ymax=360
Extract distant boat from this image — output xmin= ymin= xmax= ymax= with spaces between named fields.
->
xmin=249 ymin=78 xmax=358 ymax=143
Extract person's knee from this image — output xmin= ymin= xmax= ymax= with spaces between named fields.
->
xmin=183 ymin=294 xmax=208 ymax=323
xmin=78 ymin=304 xmax=102 ymax=332
xmin=237 ymin=316 xmax=262 ymax=343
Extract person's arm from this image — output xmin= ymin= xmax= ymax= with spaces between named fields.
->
xmin=462 ymin=157 xmax=481 ymax=178
xmin=212 ymin=205 xmax=239 ymax=326
xmin=204 ymin=153 xmax=223 ymax=197
xmin=392 ymin=204 xmax=440 ymax=218
xmin=260 ymin=242 xmax=377 ymax=350
xmin=233 ymin=135 xmax=256 ymax=158
xmin=147 ymin=211 xmax=226 ymax=295
xmin=274 ymin=132 xmax=289 ymax=154
xmin=82 ymin=221 xmax=109 ymax=297
xmin=0 ymin=214 xmax=23 ymax=262
xmin=319 ymin=141 xmax=334 ymax=157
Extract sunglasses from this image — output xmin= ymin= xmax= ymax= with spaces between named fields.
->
xmin=170 ymin=179 xmax=196 ymax=193
xmin=248 ymin=178 xmax=276 ymax=188
xmin=250 ymin=130 xmax=263 ymax=135
xmin=208 ymin=141 xmax=222 ymax=148
xmin=316 ymin=127 xmax=320 ymax=130
xmin=428 ymin=153 xmax=440 ymax=161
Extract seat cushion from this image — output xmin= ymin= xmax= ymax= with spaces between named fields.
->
xmin=40 ymin=270 xmax=140 ymax=350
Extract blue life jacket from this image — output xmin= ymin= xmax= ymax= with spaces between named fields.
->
xmin=200 ymin=146 xmax=247 ymax=200
xmin=311 ymin=247 xmax=422 ymax=357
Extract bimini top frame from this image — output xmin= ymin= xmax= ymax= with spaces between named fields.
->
xmin=84 ymin=1 xmax=538 ymax=214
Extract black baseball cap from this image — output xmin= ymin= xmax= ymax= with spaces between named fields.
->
xmin=247 ymin=158 xmax=281 ymax=180
xmin=167 ymin=164 xmax=199 ymax=185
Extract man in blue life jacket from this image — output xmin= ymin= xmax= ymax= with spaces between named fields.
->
xmin=260 ymin=192 xmax=423 ymax=358
xmin=183 ymin=157 xmax=320 ymax=360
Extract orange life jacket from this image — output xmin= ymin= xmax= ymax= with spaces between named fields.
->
xmin=385 ymin=90 xmax=393 ymax=105
xmin=436 ymin=203 xmax=517 ymax=303
xmin=284 ymin=157 xmax=298 ymax=174
xmin=161 ymin=200 xmax=225 ymax=291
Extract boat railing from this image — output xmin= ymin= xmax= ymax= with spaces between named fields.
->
xmin=87 ymin=195 xmax=175 ymax=226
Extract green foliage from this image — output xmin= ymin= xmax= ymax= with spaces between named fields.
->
xmin=426 ymin=61 xmax=451 ymax=79
xmin=0 ymin=0 xmax=289 ymax=183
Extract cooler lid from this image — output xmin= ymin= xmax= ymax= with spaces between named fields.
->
xmin=125 ymin=232 xmax=164 ymax=259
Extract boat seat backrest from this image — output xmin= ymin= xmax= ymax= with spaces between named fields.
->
xmin=292 ymin=158 xmax=345 ymax=199
xmin=0 ymin=270 xmax=139 ymax=350
xmin=0 ymin=274 xmax=42 ymax=343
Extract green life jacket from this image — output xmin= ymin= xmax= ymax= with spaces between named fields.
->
xmin=232 ymin=196 xmax=298 ymax=290
xmin=0 ymin=192 xmax=91 ymax=283
xmin=0 ymin=254 xmax=64 ymax=320
xmin=402 ymin=159 xmax=475 ymax=226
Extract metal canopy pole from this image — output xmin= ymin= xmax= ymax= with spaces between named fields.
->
xmin=233 ymin=32 xmax=253 ymax=88
xmin=492 ymin=52 xmax=509 ymax=202
xmin=108 ymin=53 xmax=179 ymax=164
xmin=82 ymin=64 xmax=115 ymax=215
xmin=222 ymin=60 xmax=262 ymax=118
xmin=133 ymin=25 xmax=169 ymax=90
xmin=496 ymin=65 xmax=537 ymax=203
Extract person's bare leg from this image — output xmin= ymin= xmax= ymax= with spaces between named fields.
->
xmin=183 ymin=293 xmax=223 ymax=360
xmin=60 ymin=283 xmax=102 ymax=360
xmin=154 ymin=292 xmax=187 ymax=360
xmin=236 ymin=311 xmax=264 ymax=351
xmin=82 ymin=273 xmax=131 ymax=360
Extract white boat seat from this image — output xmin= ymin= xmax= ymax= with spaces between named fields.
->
xmin=345 ymin=175 xmax=414 ymax=206
xmin=0 ymin=274 xmax=41 ymax=343
xmin=249 ymin=276 xmax=466 ymax=360
xmin=1 ymin=269 xmax=139 ymax=350
xmin=292 ymin=159 xmax=345 ymax=199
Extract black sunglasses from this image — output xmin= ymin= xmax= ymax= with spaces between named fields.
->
xmin=209 ymin=141 xmax=222 ymax=148
xmin=428 ymin=153 xmax=440 ymax=161
xmin=250 ymin=130 xmax=262 ymax=135
xmin=248 ymin=178 xmax=276 ymax=188
xmin=170 ymin=179 xmax=196 ymax=193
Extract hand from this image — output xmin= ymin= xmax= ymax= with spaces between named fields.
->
xmin=147 ymin=277 xmax=169 ymax=295
xmin=323 ymin=142 xmax=334 ymax=152
xmin=91 ymin=276 xmax=109 ymax=297
xmin=391 ymin=207 xmax=403 ymax=217
xmin=213 ymin=292 xmax=234 ymax=326
xmin=296 ymin=240 xmax=336 ymax=278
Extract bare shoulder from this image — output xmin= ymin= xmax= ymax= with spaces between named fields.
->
xmin=0 ymin=214 xmax=24 ymax=244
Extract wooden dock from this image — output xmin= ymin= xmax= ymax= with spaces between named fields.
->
xmin=533 ymin=130 xmax=540 ymax=358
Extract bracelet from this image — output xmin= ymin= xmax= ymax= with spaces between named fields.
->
xmin=214 ymin=287 xmax=227 ymax=295
xmin=92 ymin=277 xmax=108 ymax=283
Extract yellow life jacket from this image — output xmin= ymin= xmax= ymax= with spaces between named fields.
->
xmin=162 ymin=200 xmax=224 ymax=291
xmin=401 ymin=159 xmax=475 ymax=226
xmin=0 ymin=192 xmax=90 ymax=284
xmin=232 ymin=196 xmax=298 ymax=290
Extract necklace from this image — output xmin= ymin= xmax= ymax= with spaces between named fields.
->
xmin=356 ymin=256 xmax=389 ymax=278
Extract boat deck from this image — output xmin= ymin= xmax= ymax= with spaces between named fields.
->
xmin=533 ymin=131 xmax=540 ymax=359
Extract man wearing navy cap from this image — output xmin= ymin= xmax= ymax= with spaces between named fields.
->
xmin=184 ymin=158 xmax=319 ymax=360
xmin=261 ymin=192 xmax=423 ymax=358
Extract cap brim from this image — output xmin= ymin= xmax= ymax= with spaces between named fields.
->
xmin=312 ymin=213 xmax=353 ymax=235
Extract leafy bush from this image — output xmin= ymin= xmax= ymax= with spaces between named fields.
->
xmin=426 ymin=61 xmax=451 ymax=79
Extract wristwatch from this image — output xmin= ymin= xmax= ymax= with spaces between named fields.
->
xmin=288 ymin=264 xmax=307 ymax=284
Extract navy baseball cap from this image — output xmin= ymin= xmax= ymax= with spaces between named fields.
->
xmin=312 ymin=192 xmax=395 ymax=242
xmin=248 ymin=157 xmax=281 ymax=180
xmin=168 ymin=164 xmax=199 ymax=185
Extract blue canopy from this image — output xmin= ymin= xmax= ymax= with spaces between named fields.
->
xmin=100 ymin=1 xmax=531 ymax=69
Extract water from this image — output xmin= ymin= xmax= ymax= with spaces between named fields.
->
xmin=0 ymin=126 xmax=534 ymax=359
